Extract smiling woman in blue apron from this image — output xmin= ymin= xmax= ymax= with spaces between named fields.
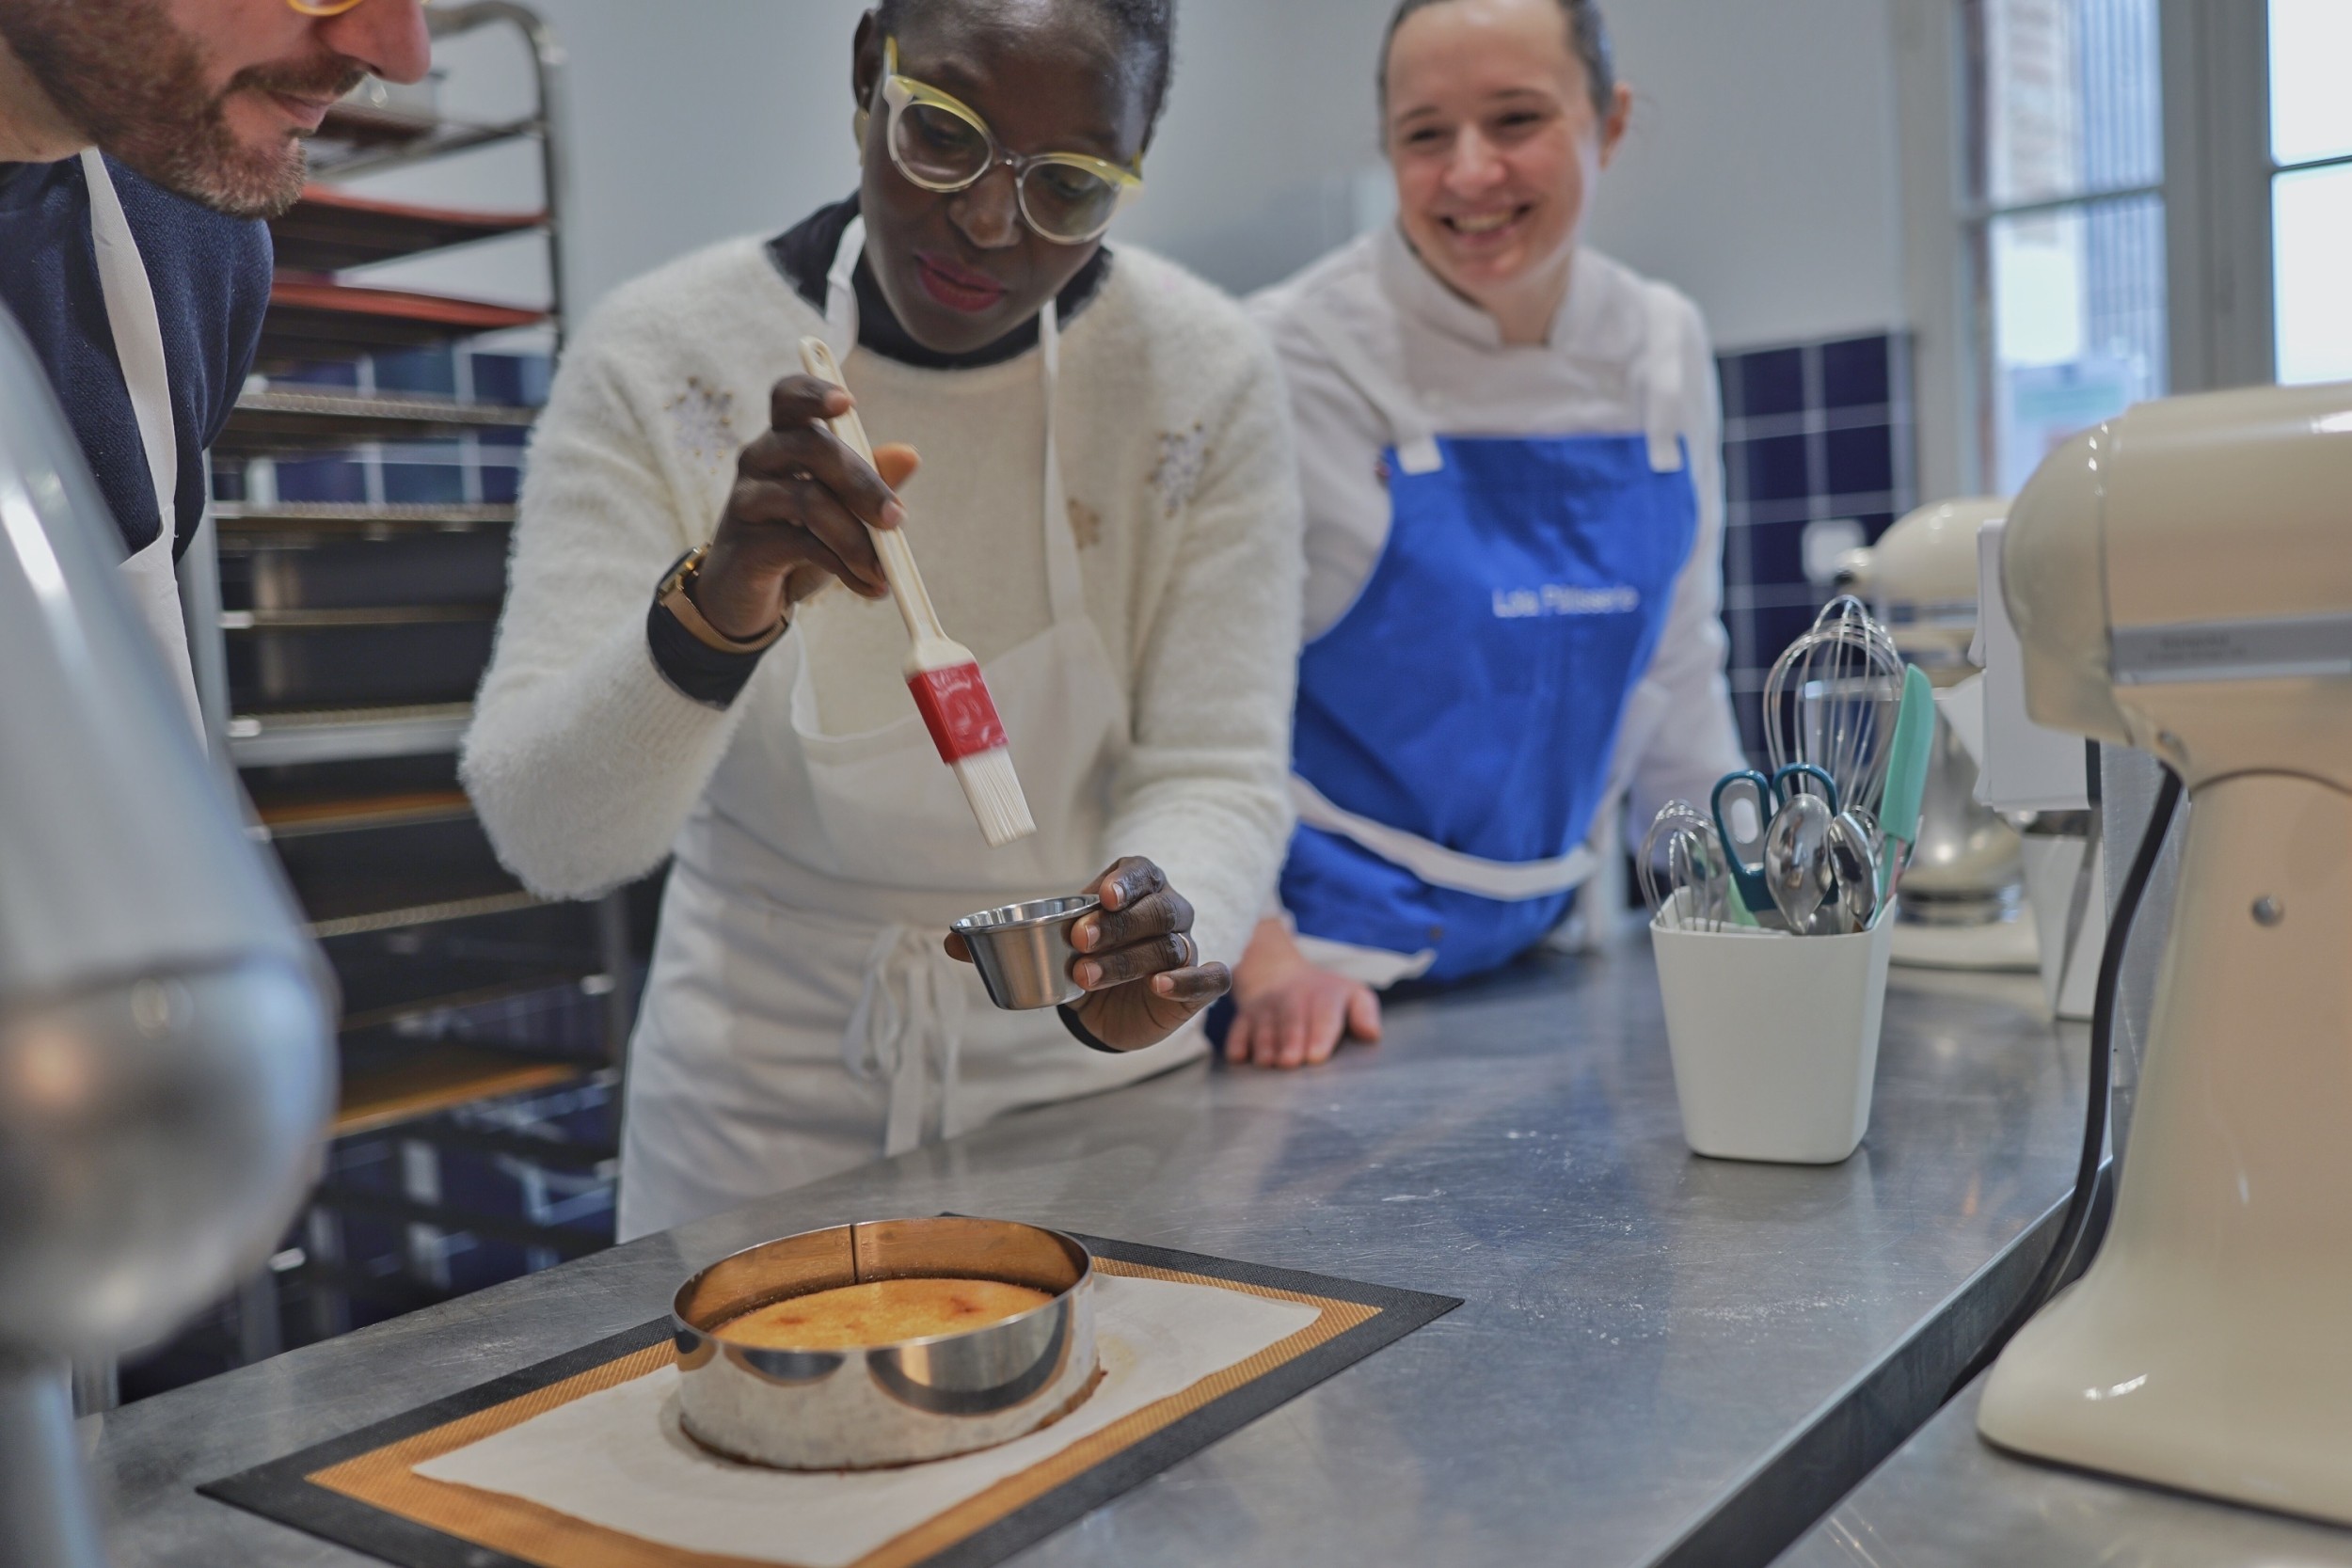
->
xmin=1229 ymin=0 xmax=1745 ymax=1069
xmin=463 ymin=0 xmax=1302 ymax=1239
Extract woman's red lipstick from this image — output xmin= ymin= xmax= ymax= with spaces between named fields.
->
xmin=914 ymin=252 xmax=1009 ymax=313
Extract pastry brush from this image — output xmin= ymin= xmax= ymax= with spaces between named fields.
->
xmin=799 ymin=337 xmax=1037 ymax=847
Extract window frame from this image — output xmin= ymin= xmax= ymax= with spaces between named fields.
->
xmin=1896 ymin=0 xmax=2277 ymax=500
xmin=2263 ymin=1 xmax=2352 ymax=386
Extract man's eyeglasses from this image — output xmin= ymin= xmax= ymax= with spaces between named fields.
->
xmin=285 ymin=0 xmax=374 ymax=15
xmin=869 ymin=37 xmax=1142 ymax=245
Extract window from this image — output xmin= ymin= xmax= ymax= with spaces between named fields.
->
xmin=2269 ymin=0 xmax=2352 ymax=385
xmin=1962 ymin=0 xmax=2166 ymax=495
xmin=1902 ymin=0 xmax=2345 ymax=499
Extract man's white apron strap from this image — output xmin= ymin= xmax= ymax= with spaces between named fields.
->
xmin=1289 ymin=772 xmax=1600 ymax=901
xmin=82 ymin=150 xmax=176 ymax=525
xmin=81 ymin=148 xmax=203 ymax=732
xmin=841 ymin=923 xmax=969 ymax=1157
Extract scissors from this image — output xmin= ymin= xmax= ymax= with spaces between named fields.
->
xmin=1710 ymin=763 xmax=1840 ymax=919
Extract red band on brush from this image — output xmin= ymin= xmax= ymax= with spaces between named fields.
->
xmin=907 ymin=663 xmax=1008 ymax=763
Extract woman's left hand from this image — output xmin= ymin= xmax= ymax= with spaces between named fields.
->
xmin=946 ymin=857 xmax=1230 ymax=1052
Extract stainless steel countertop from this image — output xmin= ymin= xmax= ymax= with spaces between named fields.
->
xmin=88 ymin=940 xmax=2085 ymax=1568
xmin=1777 ymin=1380 xmax=2352 ymax=1565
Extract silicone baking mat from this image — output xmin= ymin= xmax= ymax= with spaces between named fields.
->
xmin=202 ymin=1232 xmax=1460 ymax=1568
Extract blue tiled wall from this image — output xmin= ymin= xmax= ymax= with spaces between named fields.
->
xmin=1715 ymin=331 xmax=1915 ymax=763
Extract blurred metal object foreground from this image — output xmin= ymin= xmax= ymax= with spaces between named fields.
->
xmin=0 ymin=311 xmax=336 ymax=1566
xmin=672 ymin=1216 xmax=1097 ymax=1468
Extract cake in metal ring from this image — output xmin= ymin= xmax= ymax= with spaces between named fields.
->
xmin=671 ymin=1216 xmax=1099 ymax=1469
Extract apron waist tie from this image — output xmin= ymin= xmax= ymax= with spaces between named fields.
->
xmin=1291 ymin=773 xmax=1601 ymax=901
xmin=843 ymin=924 xmax=968 ymax=1157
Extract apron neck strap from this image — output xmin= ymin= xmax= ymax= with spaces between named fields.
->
xmin=80 ymin=149 xmax=179 ymax=536
xmin=1298 ymin=279 xmax=1693 ymax=478
xmin=822 ymin=217 xmax=1085 ymax=626
xmin=1039 ymin=297 xmax=1085 ymax=624
xmin=82 ymin=148 xmax=205 ymax=736
xmin=1638 ymin=281 xmax=1688 ymax=474
xmin=1293 ymin=300 xmax=1443 ymax=476
xmin=822 ymin=215 xmax=866 ymax=357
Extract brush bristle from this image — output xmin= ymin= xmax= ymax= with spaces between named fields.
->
xmin=952 ymin=747 xmax=1036 ymax=847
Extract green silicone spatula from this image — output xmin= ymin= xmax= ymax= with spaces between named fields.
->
xmin=1878 ymin=663 xmax=1935 ymax=899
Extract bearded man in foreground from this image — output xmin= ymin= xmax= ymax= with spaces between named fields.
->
xmin=0 ymin=0 xmax=427 ymax=694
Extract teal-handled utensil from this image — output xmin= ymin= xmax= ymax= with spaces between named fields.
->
xmin=1712 ymin=770 xmax=1776 ymax=917
xmin=1772 ymin=762 xmax=1840 ymax=811
xmin=1877 ymin=663 xmax=1935 ymax=898
xmin=1712 ymin=763 xmax=1841 ymax=921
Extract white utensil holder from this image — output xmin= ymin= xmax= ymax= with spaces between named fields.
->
xmin=1649 ymin=903 xmax=1898 ymax=1164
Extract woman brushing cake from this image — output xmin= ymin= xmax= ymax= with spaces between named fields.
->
xmin=462 ymin=0 xmax=1300 ymax=1239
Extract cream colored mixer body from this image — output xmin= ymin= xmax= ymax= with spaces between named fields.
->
xmin=1979 ymin=380 xmax=2352 ymax=1523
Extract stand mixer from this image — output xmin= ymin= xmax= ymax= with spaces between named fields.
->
xmin=1978 ymin=379 xmax=2352 ymax=1522
xmin=0 ymin=315 xmax=336 ymax=1563
xmin=1840 ymin=499 xmax=2035 ymax=969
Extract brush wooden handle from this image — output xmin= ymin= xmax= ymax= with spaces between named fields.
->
xmin=798 ymin=338 xmax=946 ymax=645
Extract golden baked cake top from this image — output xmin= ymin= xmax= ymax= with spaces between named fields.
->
xmin=717 ymin=1276 xmax=1056 ymax=1350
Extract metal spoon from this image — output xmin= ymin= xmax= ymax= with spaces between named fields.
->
xmin=1823 ymin=811 xmax=1881 ymax=935
xmin=1762 ymin=793 xmax=1835 ymax=934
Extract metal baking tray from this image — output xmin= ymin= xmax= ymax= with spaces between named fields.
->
xmin=266 ymin=810 xmax=513 ymax=928
xmin=218 ymin=532 xmax=510 ymax=611
xmin=672 ymin=1217 xmax=1099 ymax=1470
xmin=319 ymin=897 xmax=603 ymax=1032
xmin=225 ymin=617 xmax=497 ymax=711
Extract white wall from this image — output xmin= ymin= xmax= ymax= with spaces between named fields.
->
xmin=1144 ymin=0 xmax=1914 ymax=349
xmin=339 ymin=0 xmax=1906 ymax=356
xmin=512 ymin=0 xmax=869 ymax=310
xmin=1111 ymin=0 xmax=1395 ymax=294
xmin=337 ymin=1 xmax=871 ymax=317
xmin=1585 ymin=0 xmax=1907 ymax=350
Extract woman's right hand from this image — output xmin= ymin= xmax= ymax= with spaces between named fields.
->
xmin=691 ymin=375 xmax=921 ymax=641
xmin=1224 ymin=916 xmax=1382 ymax=1069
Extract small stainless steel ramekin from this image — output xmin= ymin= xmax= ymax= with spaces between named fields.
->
xmin=671 ymin=1216 xmax=1098 ymax=1469
xmin=951 ymin=895 xmax=1099 ymax=1010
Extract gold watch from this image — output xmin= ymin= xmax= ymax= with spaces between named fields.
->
xmin=659 ymin=543 xmax=787 ymax=653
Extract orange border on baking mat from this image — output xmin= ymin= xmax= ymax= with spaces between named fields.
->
xmin=303 ymin=1259 xmax=1377 ymax=1568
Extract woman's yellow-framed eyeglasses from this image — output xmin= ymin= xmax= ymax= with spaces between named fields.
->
xmin=286 ymin=0 xmax=376 ymax=15
xmin=868 ymin=36 xmax=1142 ymax=245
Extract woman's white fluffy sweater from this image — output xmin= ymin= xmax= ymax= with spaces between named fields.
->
xmin=460 ymin=236 xmax=1302 ymax=972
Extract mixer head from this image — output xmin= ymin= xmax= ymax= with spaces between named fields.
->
xmin=2002 ymin=382 xmax=2352 ymax=790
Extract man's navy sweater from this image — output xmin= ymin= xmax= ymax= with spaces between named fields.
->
xmin=0 ymin=152 xmax=271 ymax=560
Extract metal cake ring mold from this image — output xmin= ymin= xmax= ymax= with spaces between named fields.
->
xmin=669 ymin=1215 xmax=1100 ymax=1469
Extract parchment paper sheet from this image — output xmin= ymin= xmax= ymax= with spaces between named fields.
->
xmin=414 ymin=1274 xmax=1319 ymax=1567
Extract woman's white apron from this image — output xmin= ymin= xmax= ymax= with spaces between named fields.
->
xmin=617 ymin=222 xmax=1187 ymax=1240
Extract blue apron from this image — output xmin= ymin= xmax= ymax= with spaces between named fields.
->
xmin=1280 ymin=290 xmax=1698 ymax=984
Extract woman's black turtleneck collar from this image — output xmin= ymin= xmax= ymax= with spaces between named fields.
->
xmin=766 ymin=196 xmax=1112 ymax=371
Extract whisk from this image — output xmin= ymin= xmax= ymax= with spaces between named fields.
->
xmin=1641 ymin=800 xmax=1731 ymax=932
xmin=1762 ymin=595 xmax=1905 ymax=819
